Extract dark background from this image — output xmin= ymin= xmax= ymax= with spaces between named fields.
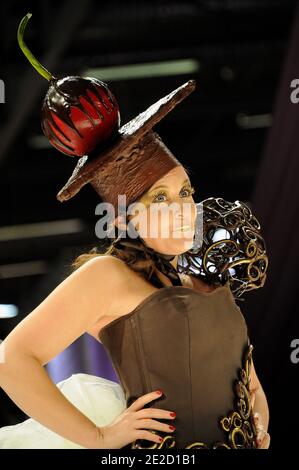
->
xmin=0 ymin=0 xmax=298 ymax=450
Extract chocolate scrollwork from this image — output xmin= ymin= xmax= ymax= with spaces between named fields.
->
xmin=177 ymin=197 xmax=268 ymax=300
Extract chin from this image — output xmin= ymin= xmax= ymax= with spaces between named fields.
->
xmin=168 ymin=237 xmax=195 ymax=253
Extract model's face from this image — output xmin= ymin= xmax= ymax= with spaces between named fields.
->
xmin=127 ymin=165 xmax=197 ymax=255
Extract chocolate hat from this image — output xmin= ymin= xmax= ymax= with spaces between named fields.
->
xmin=17 ymin=13 xmax=196 ymax=218
xmin=56 ymin=80 xmax=196 ymax=215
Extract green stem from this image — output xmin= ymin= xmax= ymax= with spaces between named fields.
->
xmin=17 ymin=12 xmax=53 ymax=82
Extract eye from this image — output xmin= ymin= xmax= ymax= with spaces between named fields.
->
xmin=181 ymin=186 xmax=195 ymax=198
xmin=152 ymin=191 xmax=167 ymax=203
xmin=152 ymin=186 xmax=195 ymax=203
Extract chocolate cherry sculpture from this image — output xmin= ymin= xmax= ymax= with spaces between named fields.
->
xmin=17 ymin=13 xmax=121 ymax=157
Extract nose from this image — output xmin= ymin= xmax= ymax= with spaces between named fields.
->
xmin=174 ymin=202 xmax=193 ymax=223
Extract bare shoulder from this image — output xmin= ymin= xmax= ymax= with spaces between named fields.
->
xmin=57 ymin=255 xmax=128 ymax=300
xmin=80 ymin=255 xmax=134 ymax=311
xmin=84 ymin=254 xmax=131 ymax=282
xmin=0 ymin=255 xmax=132 ymax=367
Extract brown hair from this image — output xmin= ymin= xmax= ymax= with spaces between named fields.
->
xmin=70 ymin=230 xmax=159 ymax=283
xmin=70 ymin=164 xmax=193 ymax=279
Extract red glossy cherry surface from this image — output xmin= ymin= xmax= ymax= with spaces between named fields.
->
xmin=41 ymin=76 xmax=121 ymax=156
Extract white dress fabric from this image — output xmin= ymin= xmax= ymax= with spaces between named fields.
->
xmin=0 ymin=373 xmax=127 ymax=449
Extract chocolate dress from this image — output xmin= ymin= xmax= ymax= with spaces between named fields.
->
xmin=99 ymin=279 xmax=257 ymax=449
xmin=0 ymin=199 xmax=264 ymax=449
xmin=0 ymin=273 xmax=257 ymax=450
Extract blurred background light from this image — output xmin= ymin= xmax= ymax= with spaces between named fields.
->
xmin=0 ymin=304 xmax=19 ymax=319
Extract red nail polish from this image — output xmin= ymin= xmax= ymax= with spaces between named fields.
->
xmin=170 ymin=412 xmax=176 ymax=417
xmin=156 ymin=389 xmax=163 ymax=395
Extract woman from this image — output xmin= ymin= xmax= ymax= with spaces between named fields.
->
xmin=0 ymin=163 xmax=270 ymax=449
xmin=0 ymin=21 xmax=270 ymax=446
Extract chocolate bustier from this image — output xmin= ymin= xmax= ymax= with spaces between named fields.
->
xmin=99 ymin=282 xmax=257 ymax=449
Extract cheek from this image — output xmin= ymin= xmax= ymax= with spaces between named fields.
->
xmin=157 ymin=209 xmax=174 ymax=228
xmin=136 ymin=208 xmax=163 ymax=237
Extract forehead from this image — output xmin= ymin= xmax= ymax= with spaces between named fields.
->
xmin=150 ymin=166 xmax=189 ymax=188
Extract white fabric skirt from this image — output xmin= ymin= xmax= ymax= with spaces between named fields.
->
xmin=0 ymin=373 xmax=127 ymax=449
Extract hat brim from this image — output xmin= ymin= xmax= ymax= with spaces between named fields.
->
xmin=56 ymin=79 xmax=196 ymax=202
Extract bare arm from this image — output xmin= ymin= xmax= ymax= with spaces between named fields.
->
xmin=249 ymin=359 xmax=269 ymax=430
xmin=0 ymin=256 xmax=125 ymax=448
xmin=249 ymin=358 xmax=270 ymax=447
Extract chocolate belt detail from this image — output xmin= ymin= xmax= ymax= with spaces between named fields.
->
xmin=131 ymin=344 xmax=257 ymax=449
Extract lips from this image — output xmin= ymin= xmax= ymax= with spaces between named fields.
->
xmin=173 ymin=225 xmax=192 ymax=232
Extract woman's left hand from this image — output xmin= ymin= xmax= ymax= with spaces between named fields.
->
xmin=253 ymin=412 xmax=271 ymax=448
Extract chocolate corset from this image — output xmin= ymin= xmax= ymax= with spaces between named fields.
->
xmin=99 ymin=281 xmax=257 ymax=449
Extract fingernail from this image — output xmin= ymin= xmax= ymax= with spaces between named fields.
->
xmin=170 ymin=412 xmax=176 ymax=417
xmin=156 ymin=389 xmax=163 ymax=395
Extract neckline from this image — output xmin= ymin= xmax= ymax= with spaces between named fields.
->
xmin=98 ymin=280 xmax=230 ymax=342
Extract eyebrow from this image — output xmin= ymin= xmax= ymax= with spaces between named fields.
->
xmin=149 ymin=178 xmax=191 ymax=194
